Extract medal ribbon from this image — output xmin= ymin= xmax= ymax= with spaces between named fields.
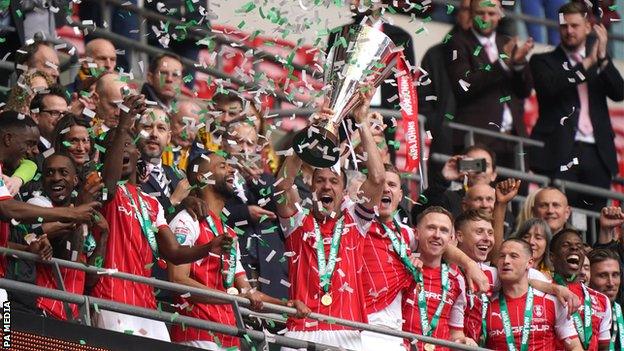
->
xmin=553 ymin=273 xmax=593 ymax=349
xmin=206 ymin=215 xmax=237 ymax=289
xmin=416 ymin=263 xmax=449 ymax=336
xmin=121 ymin=185 xmax=158 ymax=258
xmin=480 ymin=293 xmax=489 ymax=346
xmin=314 ymin=217 xmax=345 ymax=293
xmin=381 ymin=218 xmax=422 ymax=283
xmin=499 ymin=287 xmax=534 ymax=351
xmin=396 ymin=53 xmax=420 ymax=172
xmin=610 ymin=302 xmax=624 ymax=351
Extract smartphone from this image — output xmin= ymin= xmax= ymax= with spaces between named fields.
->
xmin=458 ymin=158 xmax=487 ymax=173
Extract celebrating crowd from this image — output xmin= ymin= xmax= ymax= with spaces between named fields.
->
xmin=0 ymin=0 xmax=623 ymax=350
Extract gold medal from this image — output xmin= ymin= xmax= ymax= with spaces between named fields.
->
xmin=423 ymin=343 xmax=435 ymax=351
xmin=226 ymin=287 xmax=239 ymax=295
xmin=321 ymin=293 xmax=333 ymax=306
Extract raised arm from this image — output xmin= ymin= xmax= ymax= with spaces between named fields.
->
xmin=597 ymin=206 xmax=624 ymax=245
xmin=352 ymin=87 xmax=385 ymax=211
xmin=101 ymin=94 xmax=146 ymax=201
xmin=488 ymin=179 xmax=520 ymax=262
xmin=274 ymin=152 xmax=303 ymax=218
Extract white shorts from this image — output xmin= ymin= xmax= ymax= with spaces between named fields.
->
xmin=362 ymin=293 xmax=405 ymax=351
xmin=281 ymin=330 xmax=362 ymax=351
xmin=178 ymin=340 xmax=230 ymax=350
xmin=93 ymin=309 xmax=171 ymax=342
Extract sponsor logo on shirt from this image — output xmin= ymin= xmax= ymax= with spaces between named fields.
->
xmin=425 ymin=290 xmax=456 ymax=305
xmin=489 ymin=324 xmax=552 ymax=337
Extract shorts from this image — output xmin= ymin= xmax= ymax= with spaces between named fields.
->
xmin=93 ymin=309 xmax=171 ymax=342
xmin=280 ymin=330 xmax=362 ymax=351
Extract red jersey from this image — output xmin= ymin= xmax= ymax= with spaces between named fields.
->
xmin=402 ymin=264 xmax=466 ymax=351
xmin=554 ymin=282 xmax=612 ymax=351
xmin=480 ymin=289 xmax=578 ymax=351
xmin=28 ymin=196 xmax=87 ymax=320
xmin=362 ymin=219 xmax=414 ymax=314
xmin=169 ymin=210 xmax=246 ymax=347
xmin=0 ymin=164 xmax=12 ymax=278
xmin=90 ymin=184 xmax=168 ymax=308
xmin=279 ymin=200 xmax=374 ymax=332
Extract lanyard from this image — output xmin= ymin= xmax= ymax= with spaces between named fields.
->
xmin=480 ymin=293 xmax=489 ymax=346
xmin=121 ymin=185 xmax=158 ymax=258
xmin=206 ymin=215 xmax=237 ymax=288
xmin=499 ymin=287 xmax=534 ymax=351
xmin=611 ymin=302 xmax=624 ymax=351
xmin=381 ymin=218 xmax=422 ymax=283
xmin=417 ymin=263 xmax=449 ymax=336
xmin=313 ymin=217 xmax=345 ymax=293
xmin=553 ymin=274 xmax=593 ymax=349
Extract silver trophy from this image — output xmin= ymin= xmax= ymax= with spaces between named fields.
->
xmin=293 ymin=24 xmax=399 ymax=168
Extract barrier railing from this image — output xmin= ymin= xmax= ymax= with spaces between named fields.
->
xmin=0 ymin=247 xmax=492 ymax=351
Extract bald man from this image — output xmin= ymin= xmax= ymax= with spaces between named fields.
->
xmin=92 ymin=73 xmax=127 ymax=134
xmin=462 ymin=183 xmax=496 ymax=214
xmin=532 ymin=187 xmax=571 ymax=235
xmin=85 ymin=39 xmax=117 ymax=73
xmin=163 ymin=99 xmax=201 ymax=172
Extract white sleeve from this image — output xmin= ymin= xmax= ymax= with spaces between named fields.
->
xmin=154 ymin=200 xmax=168 ymax=228
xmin=554 ymin=297 xmax=579 ymax=341
xmin=26 ymin=196 xmax=53 ymax=208
xmin=235 ymin=242 xmax=245 ymax=275
xmin=599 ymin=297 xmax=612 ymax=342
xmin=169 ymin=211 xmax=200 ymax=247
xmin=278 ymin=209 xmax=307 ymax=238
xmin=343 ymin=199 xmax=374 ymax=236
xmin=449 ymin=272 xmax=467 ymax=329
xmin=528 ymin=268 xmax=551 ymax=282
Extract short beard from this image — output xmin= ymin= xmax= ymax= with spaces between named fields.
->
xmin=214 ymin=179 xmax=234 ymax=199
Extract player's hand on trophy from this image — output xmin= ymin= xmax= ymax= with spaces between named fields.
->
xmin=310 ymin=99 xmax=335 ymax=126
xmin=353 ymin=81 xmax=375 ymax=124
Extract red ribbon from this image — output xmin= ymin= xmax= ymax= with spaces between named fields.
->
xmin=396 ymin=54 xmax=420 ymax=171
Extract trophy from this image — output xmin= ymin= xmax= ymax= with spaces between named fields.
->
xmin=293 ymin=24 xmax=399 ymax=168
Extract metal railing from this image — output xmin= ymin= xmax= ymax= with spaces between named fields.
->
xmin=0 ymin=247 xmax=491 ymax=351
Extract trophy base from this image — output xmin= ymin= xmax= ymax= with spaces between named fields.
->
xmin=293 ymin=127 xmax=339 ymax=168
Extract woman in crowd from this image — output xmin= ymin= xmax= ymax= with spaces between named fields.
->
xmin=513 ymin=217 xmax=554 ymax=279
xmin=52 ymin=113 xmax=97 ymax=181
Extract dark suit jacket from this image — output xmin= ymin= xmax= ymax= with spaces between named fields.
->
xmin=529 ymin=44 xmax=624 ymax=175
xmin=140 ymin=164 xmax=182 ymax=214
xmin=446 ymin=29 xmax=532 ymax=144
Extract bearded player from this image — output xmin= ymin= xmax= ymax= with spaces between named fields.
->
xmin=477 ymin=238 xmax=583 ymax=351
xmin=274 ymin=90 xmax=384 ymax=350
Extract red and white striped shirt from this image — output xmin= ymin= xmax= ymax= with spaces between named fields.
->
xmin=90 ymin=184 xmax=168 ymax=308
xmin=479 ymin=289 xmax=579 ymax=351
xmin=554 ymin=282 xmax=611 ymax=351
xmin=169 ymin=210 xmax=246 ymax=347
xmin=0 ymin=164 xmax=13 ymax=278
xmin=279 ymin=200 xmax=374 ymax=332
xmin=28 ymin=196 xmax=87 ymax=320
xmin=402 ymin=264 xmax=466 ymax=350
xmin=362 ymin=219 xmax=414 ymax=314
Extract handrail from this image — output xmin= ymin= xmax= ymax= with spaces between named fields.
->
xmin=267 ymin=108 xmax=545 ymax=148
xmin=0 ymin=278 xmax=345 ymax=351
xmin=68 ymin=21 xmax=299 ymax=103
xmin=429 ymin=153 xmax=550 ymax=186
xmin=85 ymin=0 xmax=322 ymax=78
xmin=0 ymin=247 xmax=492 ymax=351
xmin=553 ymin=179 xmax=624 ymax=202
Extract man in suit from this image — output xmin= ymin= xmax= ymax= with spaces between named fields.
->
xmin=140 ymin=53 xmax=183 ymax=111
xmin=529 ymin=2 xmax=624 ymax=212
xmin=136 ymin=107 xmax=189 ymax=215
xmin=446 ymin=0 xmax=533 ymax=168
xmin=29 ymin=86 xmax=68 ymax=156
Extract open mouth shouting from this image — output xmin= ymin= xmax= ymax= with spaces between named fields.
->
xmin=565 ymin=254 xmax=581 ymax=271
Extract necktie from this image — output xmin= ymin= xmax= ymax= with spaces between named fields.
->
xmin=572 ymin=53 xmax=593 ymax=136
xmin=151 ymin=165 xmax=170 ymax=197
xmin=484 ymin=40 xmax=498 ymax=63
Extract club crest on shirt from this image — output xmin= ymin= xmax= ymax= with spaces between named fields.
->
xmin=534 ymin=305 xmax=544 ymax=318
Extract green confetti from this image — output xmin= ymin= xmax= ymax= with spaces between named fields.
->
xmin=37 ymin=217 xmax=43 ymax=223
xmin=446 ymin=4 xmax=455 ymax=14
xmin=444 ymin=113 xmax=455 ymax=120
xmin=499 ymin=95 xmax=511 ymax=103
xmin=499 ymin=53 xmax=509 ymax=60
xmin=15 ymin=9 xmax=21 ymax=18
xmin=473 ymin=45 xmax=482 ymax=56
xmin=0 ymin=37 xmax=5 ymax=43
xmin=415 ymin=27 xmax=425 ymax=35
xmin=259 ymin=214 xmax=268 ymax=223
xmin=480 ymin=0 xmax=496 ymax=7
xmin=183 ymin=74 xmax=193 ymax=83
xmin=609 ymin=5 xmax=617 ymax=11
xmin=237 ymin=20 xmax=246 ymax=29
xmin=94 ymin=303 xmax=99 ymax=313
xmin=419 ymin=194 xmax=428 ymax=205
xmin=170 ymin=312 xmax=179 ymax=322
xmin=124 ymin=329 xmax=134 ymax=335
xmin=94 ymin=256 xmax=103 ymax=268
xmin=79 ymin=340 xmax=86 ymax=345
